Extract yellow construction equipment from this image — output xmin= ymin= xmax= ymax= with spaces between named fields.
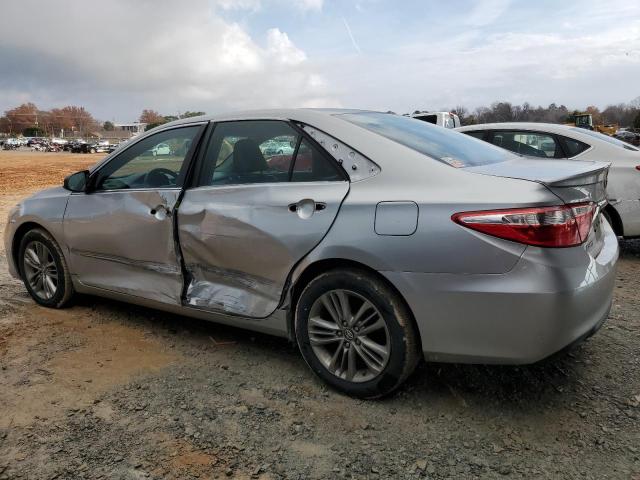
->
xmin=566 ymin=113 xmax=618 ymax=136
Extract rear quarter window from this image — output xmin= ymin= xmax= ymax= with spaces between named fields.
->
xmin=560 ymin=136 xmax=590 ymax=157
xmin=339 ymin=112 xmax=513 ymax=168
xmin=462 ymin=131 xmax=486 ymax=140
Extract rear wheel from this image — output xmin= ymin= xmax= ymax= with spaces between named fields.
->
xmin=19 ymin=229 xmax=74 ymax=308
xmin=295 ymin=268 xmax=420 ymax=398
xmin=602 ymin=208 xmax=621 ymax=237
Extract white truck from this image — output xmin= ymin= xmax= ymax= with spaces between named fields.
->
xmin=411 ymin=111 xmax=461 ymax=129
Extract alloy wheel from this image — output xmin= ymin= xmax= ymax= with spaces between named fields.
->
xmin=23 ymin=241 xmax=58 ymax=300
xmin=307 ymin=289 xmax=390 ymax=383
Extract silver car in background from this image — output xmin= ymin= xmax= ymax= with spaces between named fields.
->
xmin=4 ymin=110 xmax=618 ymax=398
xmin=456 ymin=122 xmax=640 ymax=238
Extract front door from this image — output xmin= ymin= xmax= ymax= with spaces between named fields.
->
xmin=178 ymin=120 xmax=349 ymax=318
xmin=63 ymin=124 xmax=204 ymax=304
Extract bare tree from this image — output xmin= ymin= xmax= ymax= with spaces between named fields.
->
xmin=139 ymin=109 xmax=165 ymax=124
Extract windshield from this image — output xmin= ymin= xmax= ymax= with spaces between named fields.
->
xmin=339 ymin=112 xmax=514 ymax=167
xmin=572 ymin=127 xmax=639 ymax=152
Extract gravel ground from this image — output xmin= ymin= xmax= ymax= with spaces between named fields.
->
xmin=0 ymin=150 xmax=639 ymax=479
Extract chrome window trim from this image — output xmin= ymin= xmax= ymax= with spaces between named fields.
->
xmin=186 ymin=179 xmax=348 ymax=193
xmin=70 ymin=187 xmax=182 ymax=195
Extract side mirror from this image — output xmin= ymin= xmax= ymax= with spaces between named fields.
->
xmin=63 ymin=170 xmax=90 ymax=192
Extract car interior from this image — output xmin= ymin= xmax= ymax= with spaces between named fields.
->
xmin=206 ymin=122 xmax=343 ymax=186
xmin=492 ymin=132 xmax=558 ymax=158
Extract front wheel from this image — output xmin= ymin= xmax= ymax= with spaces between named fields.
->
xmin=19 ymin=228 xmax=74 ymax=308
xmin=295 ymin=268 xmax=420 ymax=399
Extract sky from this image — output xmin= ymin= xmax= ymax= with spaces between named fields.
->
xmin=0 ymin=0 xmax=639 ymax=122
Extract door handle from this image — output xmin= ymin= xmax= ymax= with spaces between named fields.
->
xmin=288 ymin=201 xmax=326 ymax=212
xmin=288 ymin=199 xmax=326 ymax=219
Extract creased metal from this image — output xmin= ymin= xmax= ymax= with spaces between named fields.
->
xmin=64 ymin=189 xmax=183 ymax=304
xmin=185 ymin=263 xmax=279 ymax=316
xmin=178 ymin=181 xmax=349 ymax=318
xmin=72 ymin=249 xmax=180 ymax=273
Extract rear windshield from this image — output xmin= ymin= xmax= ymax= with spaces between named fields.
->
xmin=339 ymin=112 xmax=513 ymax=167
xmin=571 ymin=128 xmax=639 ymax=152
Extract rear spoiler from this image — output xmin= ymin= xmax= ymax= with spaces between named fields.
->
xmin=465 ymin=158 xmax=610 ymax=204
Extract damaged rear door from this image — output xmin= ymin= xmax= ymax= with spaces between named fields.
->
xmin=178 ymin=119 xmax=349 ymax=318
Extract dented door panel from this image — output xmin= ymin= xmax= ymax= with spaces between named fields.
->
xmin=64 ymin=189 xmax=183 ymax=304
xmin=178 ymin=181 xmax=349 ymax=317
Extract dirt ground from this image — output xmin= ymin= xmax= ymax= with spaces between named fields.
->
xmin=0 ymin=149 xmax=638 ymax=479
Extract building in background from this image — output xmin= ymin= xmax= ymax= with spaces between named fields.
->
xmin=113 ymin=122 xmax=147 ymax=135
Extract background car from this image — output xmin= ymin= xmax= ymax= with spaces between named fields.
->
xmin=260 ymin=136 xmax=296 ymax=156
xmin=456 ymin=122 xmax=640 ymax=238
xmin=410 ymin=111 xmax=461 ymax=129
xmin=4 ymin=110 xmax=617 ymax=398
xmin=614 ymin=130 xmax=640 ymax=146
xmin=150 ymin=142 xmax=171 ymax=156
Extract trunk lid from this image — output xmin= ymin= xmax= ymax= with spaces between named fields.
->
xmin=465 ymin=158 xmax=609 ymax=204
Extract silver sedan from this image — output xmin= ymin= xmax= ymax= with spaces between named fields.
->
xmin=4 ymin=110 xmax=619 ymax=398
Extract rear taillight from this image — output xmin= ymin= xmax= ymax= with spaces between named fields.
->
xmin=636 ymin=165 xmax=640 ymax=171
xmin=452 ymin=202 xmax=596 ymax=248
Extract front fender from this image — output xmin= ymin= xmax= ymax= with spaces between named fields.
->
xmin=3 ymin=187 xmax=71 ymax=278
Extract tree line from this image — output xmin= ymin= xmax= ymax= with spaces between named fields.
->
xmin=2 ymin=99 xmax=639 ymax=137
xmin=138 ymin=109 xmax=206 ymax=131
xmin=424 ymin=99 xmax=640 ymax=128
xmin=0 ymin=103 xmax=100 ymax=137
xmin=0 ymin=104 xmax=207 ymax=137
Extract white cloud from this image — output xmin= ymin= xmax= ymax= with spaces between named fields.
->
xmin=1 ymin=0 xmax=638 ymax=119
xmin=0 ymin=0 xmax=337 ymax=119
xmin=215 ymin=0 xmax=262 ymax=11
xmin=213 ymin=0 xmax=322 ymax=12
xmin=266 ymin=28 xmax=307 ymax=65
xmin=297 ymin=0 xmax=323 ymax=11
xmin=313 ymin=13 xmax=640 ymax=113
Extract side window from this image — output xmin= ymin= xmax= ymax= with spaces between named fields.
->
xmin=199 ymin=120 xmax=296 ymax=186
xmin=415 ymin=114 xmax=437 ymax=124
xmin=291 ymin=138 xmax=343 ymax=182
xmin=197 ymin=121 xmax=345 ymax=186
xmin=463 ymin=131 xmax=486 ymax=140
xmin=95 ymin=126 xmax=201 ymax=190
xmin=491 ymin=131 xmax=561 ymax=158
xmin=560 ymin=136 xmax=590 ymax=158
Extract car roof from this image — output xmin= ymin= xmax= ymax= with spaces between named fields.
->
xmin=160 ymin=108 xmax=375 ymax=128
xmin=455 ymin=122 xmax=577 ymax=135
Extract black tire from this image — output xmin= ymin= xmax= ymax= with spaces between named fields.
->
xmin=90 ymin=148 xmax=96 ymax=154
xmin=295 ymin=268 xmax=420 ymax=399
xmin=602 ymin=209 xmax=620 ymax=237
xmin=18 ymin=228 xmax=74 ymax=308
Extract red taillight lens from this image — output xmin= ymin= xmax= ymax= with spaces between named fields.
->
xmin=452 ymin=202 xmax=596 ymax=247
xmin=635 ymin=165 xmax=640 ymax=171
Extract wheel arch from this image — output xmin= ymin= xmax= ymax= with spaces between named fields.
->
xmin=287 ymin=258 xmax=421 ymax=345
xmin=12 ymin=222 xmax=57 ymax=279
xmin=603 ymin=204 xmax=624 ymax=237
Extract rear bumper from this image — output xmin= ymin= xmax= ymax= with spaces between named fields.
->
xmin=382 ymin=221 xmax=619 ymax=364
